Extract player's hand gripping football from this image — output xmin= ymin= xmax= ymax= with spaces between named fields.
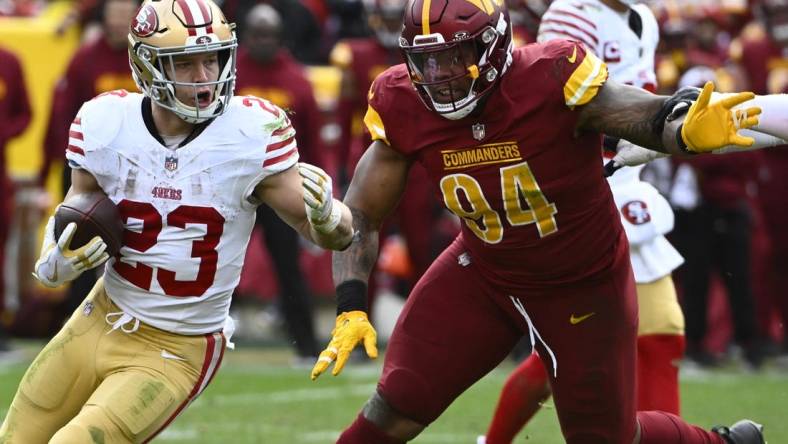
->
xmin=681 ymin=81 xmax=762 ymax=153
xmin=311 ymin=310 xmax=378 ymax=380
xmin=33 ymin=216 xmax=109 ymax=288
xmin=298 ymin=162 xmax=342 ymax=234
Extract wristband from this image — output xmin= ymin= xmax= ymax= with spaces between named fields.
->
xmin=676 ymin=124 xmax=696 ymax=154
xmin=336 ymin=279 xmax=367 ymax=314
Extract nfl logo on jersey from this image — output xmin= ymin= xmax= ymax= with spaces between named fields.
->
xmin=164 ymin=155 xmax=178 ymax=171
xmin=472 ymin=123 xmax=485 ymax=141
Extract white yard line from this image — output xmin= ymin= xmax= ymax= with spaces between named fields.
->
xmin=191 ymin=383 xmax=377 ymax=407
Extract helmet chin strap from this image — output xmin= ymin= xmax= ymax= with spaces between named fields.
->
xmin=439 ymin=99 xmax=477 ymax=120
xmin=430 ymin=72 xmax=481 ymax=120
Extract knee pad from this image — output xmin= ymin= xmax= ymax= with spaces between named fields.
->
xmin=20 ymin=338 xmax=86 ymax=411
xmin=378 ymin=367 xmax=439 ymax=424
xmin=93 ymin=374 xmax=177 ymax=438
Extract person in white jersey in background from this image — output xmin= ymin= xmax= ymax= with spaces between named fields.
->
xmin=0 ymin=0 xmax=353 ymax=442
xmin=479 ymin=1 xmax=690 ymax=442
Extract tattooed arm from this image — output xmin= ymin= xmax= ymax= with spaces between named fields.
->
xmin=577 ymin=80 xmax=682 ymax=155
xmin=333 ymin=140 xmax=411 ymax=292
xmin=577 ymin=80 xmax=760 ymax=156
xmin=310 ymin=140 xmax=410 ymax=380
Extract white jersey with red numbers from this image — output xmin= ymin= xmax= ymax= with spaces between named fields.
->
xmin=537 ymin=0 xmax=659 ymax=91
xmin=65 ymin=90 xmax=298 ymax=334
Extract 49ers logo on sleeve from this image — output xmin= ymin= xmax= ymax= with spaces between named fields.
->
xmin=602 ymin=41 xmax=621 ymax=64
xmin=621 ymin=200 xmax=651 ymax=225
xmin=131 ymin=4 xmax=158 ymax=38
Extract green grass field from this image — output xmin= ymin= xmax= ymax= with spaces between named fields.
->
xmin=1 ymin=343 xmax=786 ymax=443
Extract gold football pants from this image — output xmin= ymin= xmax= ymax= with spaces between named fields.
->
xmin=637 ymin=275 xmax=685 ymax=336
xmin=0 ymin=278 xmax=226 ymax=443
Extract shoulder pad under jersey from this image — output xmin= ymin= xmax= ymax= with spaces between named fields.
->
xmin=227 ymin=95 xmax=294 ymax=143
xmin=77 ymin=90 xmax=137 ymax=150
xmin=363 ymin=65 xmax=410 ymax=145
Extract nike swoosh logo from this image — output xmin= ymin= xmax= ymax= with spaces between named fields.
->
xmin=46 ymin=263 xmax=58 ymax=283
xmin=569 ymin=312 xmax=595 ymax=325
xmin=161 ymin=350 xmax=187 ymax=361
xmin=567 ymin=46 xmax=578 ymax=64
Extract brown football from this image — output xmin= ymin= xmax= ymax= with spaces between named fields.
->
xmin=54 ymin=192 xmax=124 ymax=256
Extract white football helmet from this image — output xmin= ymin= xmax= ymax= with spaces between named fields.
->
xmin=128 ymin=0 xmax=237 ymax=123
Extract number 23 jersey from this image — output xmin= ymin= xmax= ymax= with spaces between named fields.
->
xmin=65 ymin=91 xmax=298 ymax=334
xmin=365 ymin=40 xmax=627 ymax=291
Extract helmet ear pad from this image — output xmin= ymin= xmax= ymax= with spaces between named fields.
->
xmin=127 ymin=0 xmax=238 ymax=123
xmin=399 ymin=0 xmax=513 ymax=119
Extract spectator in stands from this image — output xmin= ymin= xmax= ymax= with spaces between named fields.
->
xmin=732 ymin=0 xmax=788 ymax=357
xmin=235 ymin=3 xmax=324 ymax=361
xmin=0 ymin=0 xmax=44 ymax=16
xmin=37 ymin=0 xmax=139 ymax=331
xmin=223 ymin=0 xmax=324 ymax=64
xmin=734 ymin=0 xmax=788 ymax=95
xmin=671 ymin=74 xmax=764 ymax=370
xmin=0 ymin=45 xmax=32 ymax=352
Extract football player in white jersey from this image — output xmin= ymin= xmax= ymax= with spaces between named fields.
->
xmin=0 ymin=0 xmax=354 ymax=442
xmin=479 ymin=1 xmax=687 ymax=442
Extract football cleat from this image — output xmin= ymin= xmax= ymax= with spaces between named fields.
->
xmin=711 ymin=420 xmax=766 ymax=444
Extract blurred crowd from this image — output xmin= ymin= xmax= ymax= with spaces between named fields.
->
xmin=0 ymin=0 xmax=786 ymax=369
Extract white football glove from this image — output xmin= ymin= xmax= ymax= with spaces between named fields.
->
xmin=33 ymin=216 xmax=110 ymax=288
xmin=604 ymin=141 xmax=669 ymax=177
xmin=298 ymin=162 xmax=341 ymax=234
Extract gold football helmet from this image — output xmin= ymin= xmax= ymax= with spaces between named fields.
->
xmin=128 ymin=0 xmax=237 ymax=123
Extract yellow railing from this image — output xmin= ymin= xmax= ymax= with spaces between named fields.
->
xmin=0 ymin=0 xmax=80 ymax=181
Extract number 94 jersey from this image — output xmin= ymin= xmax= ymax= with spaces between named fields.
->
xmin=65 ymin=90 xmax=298 ymax=334
xmin=365 ymin=40 xmax=627 ymax=292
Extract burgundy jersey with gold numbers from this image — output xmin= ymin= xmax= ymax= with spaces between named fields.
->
xmin=364 ymin=39 xmax=627 ymax=291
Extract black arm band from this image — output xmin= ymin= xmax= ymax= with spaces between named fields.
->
xmin=675 ymin=123 xmax=694 ymax=154
xmin=602 ymin=135 xmax=620 ymax=153
xmin=651 ymin=86 xmax=701 ymax=136
xmin=336 ymin=279 xmax=367 ymax=314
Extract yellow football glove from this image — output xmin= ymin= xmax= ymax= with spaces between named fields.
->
xmin=681 ymin=81 xmax=762 ymax=153
xmin=311 ymin=310 xmax=378 ymax=380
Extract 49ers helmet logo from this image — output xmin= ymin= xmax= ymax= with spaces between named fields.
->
xmin=621 ymin=200 xmax=651 ymax=225
xmin=132 ymin=4 xmax=159 ymax=38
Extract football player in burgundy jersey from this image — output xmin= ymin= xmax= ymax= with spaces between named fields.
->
xmin=0 ymin=0 xmax=353 ymax=442
xmin=481 ymin=2 xmax=682 ymax=442
xmin=309 ymin=0 xmax=768 ymax=443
